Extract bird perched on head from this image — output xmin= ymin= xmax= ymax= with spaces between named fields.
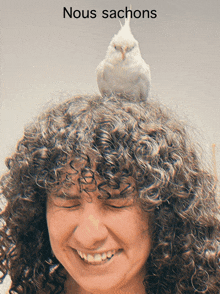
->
xmin=96 ymin=15 xmax=151 ymax=102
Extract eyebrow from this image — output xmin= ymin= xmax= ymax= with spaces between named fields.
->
xmin=55 ymin=191 xmax=82 ymax=199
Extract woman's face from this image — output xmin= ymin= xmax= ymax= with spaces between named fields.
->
xmin=46 ymin=163 xmax=151 ymax=293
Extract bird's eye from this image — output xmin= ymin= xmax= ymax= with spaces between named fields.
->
xmin=126 ymin=46 xmax=134 ymax=52
xmin=114 ymin=45 xmax=120 ymax=50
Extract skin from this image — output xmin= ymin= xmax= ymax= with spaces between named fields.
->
xmin=46 ymin=165 xmax=151 ymax=294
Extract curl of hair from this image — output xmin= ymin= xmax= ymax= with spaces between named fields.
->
xmin=0 ymin=95 xmax=220 ymax=293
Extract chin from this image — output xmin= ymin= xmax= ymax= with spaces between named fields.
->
xmin=79 ymin=283 xmax=121 ymax=294
xmin=73 ymin=273 xmax=129 ymax=294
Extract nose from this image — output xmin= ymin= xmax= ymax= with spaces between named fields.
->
xmin=73 ymin=203 xmax=108 ymax=250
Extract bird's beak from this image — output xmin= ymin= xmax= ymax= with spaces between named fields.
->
xmin=120 ymin=47 xmax=127 ymax=60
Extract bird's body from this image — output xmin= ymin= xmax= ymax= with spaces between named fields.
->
xmin=96 ymin=16 xmax=151 ymax=102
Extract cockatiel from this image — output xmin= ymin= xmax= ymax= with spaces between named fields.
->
xmin=96 ymin=16 xmax=151 ymax=102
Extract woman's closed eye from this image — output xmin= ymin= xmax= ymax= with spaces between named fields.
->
xmin=52 ymin=194 xmax=81 ymax=209
xmin=104 ymin=198 xmax=134 ymax=209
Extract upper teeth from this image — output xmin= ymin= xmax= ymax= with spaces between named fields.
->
xmin=77 ymin=249 xmax=116 ymax=263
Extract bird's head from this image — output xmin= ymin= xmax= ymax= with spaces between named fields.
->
xmin=106 ymin=16 xmax=140 ymax=62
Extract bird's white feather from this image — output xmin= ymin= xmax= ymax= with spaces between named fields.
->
xmin=96 ymin=16 xmax=151 ymax=102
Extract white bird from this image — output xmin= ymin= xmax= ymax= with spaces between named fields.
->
xmin=96 ymin=16 xmax=151 ymax=102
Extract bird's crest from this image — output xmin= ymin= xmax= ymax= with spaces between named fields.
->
xmin=119 ymin=5 xmax=131 ymax=29
xmin=117 ymin=7 xmax=132 ymax=39
xmin=124 ymin=6 xmax=131 ymax=28
xmin=113 ymin=8 xmax=136 ymax=46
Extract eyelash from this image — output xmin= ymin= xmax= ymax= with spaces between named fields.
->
xmin=62 ymin=203 xmax=81 ymax=209
xmin=61 ymin=204 xmax=127 ymax=210
xmin=54 ymin=197 xmax=81 ymax=209
xmin=105 ymin=205 xmax=128 ymax=211
xmin=57 ymin=201 xmax=128 ymax=211
xmin=104 ymin=201 xmax=131 ymax=210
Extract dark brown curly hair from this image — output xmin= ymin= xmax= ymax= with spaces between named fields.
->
xmin=0 ymin=95 xmax=220 ymax=293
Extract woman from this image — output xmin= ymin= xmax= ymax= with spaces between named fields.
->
xmin=0 ymin=94 xmax=220 ymax=293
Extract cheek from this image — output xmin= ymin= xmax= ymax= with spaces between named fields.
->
xmin=127 ymin=215 xmax=152 ymax=267
xmin=125 ymin=211 xmax=151 ymax=259
xmin=46 ymin=206 xmax=75 ymax=249
xmin=113 ymin=210 xmax=151 ymax=272
xmin=107 ymin=209 xmax=150 ymax=247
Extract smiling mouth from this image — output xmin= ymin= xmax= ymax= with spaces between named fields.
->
xmin=76 ymin=249 xmax=119 ymax=265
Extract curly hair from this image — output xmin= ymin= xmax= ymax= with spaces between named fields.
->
xmin=0 ymin=95 xmax=220 ymax=293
